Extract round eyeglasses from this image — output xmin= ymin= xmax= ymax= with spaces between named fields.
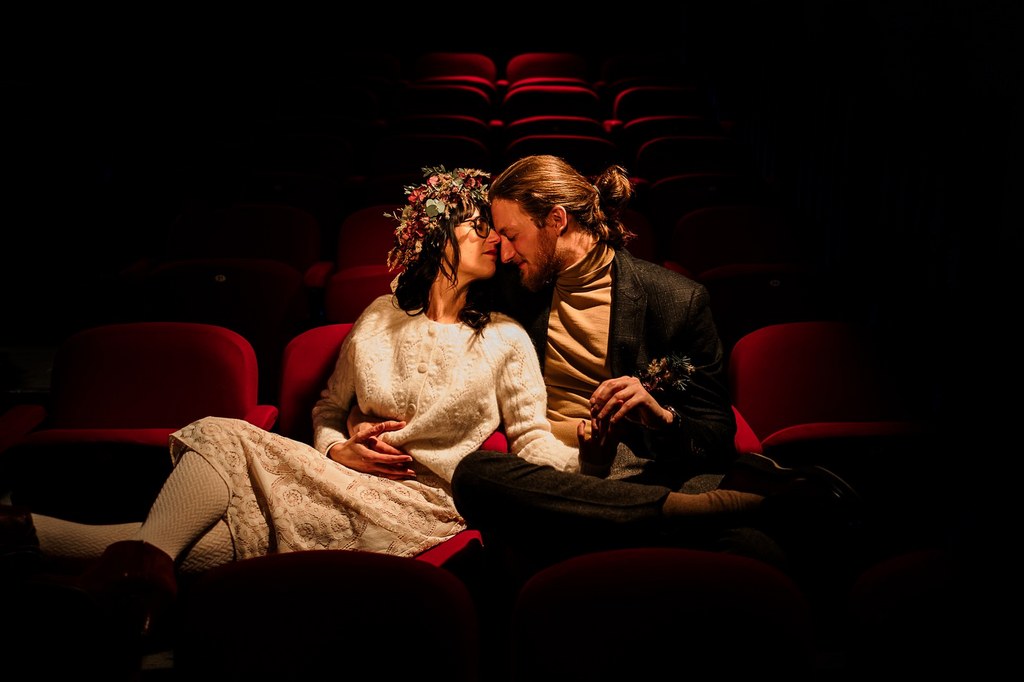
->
xmin=465 ymin=217 xmax=493 ymax=239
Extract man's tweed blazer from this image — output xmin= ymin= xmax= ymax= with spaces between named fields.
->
xmin=496 ymin=248 xmax=737 ymax=480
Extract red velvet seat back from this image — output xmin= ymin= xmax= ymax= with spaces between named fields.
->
xmin=324 ymin=265 xmax=396 ymax=324
xmin=612 ymin=84 xmax=712 ymax=122
xmin=335 ymin=204 xmax=402 ymax=270
xmin=634 ymin=134 xmax=752 ymax=182
xmin=49 ymin=321 xmax=262 ymax=429
xmin=7 ymin=321 xmax=277 ymax=522
xmin=512 ymin=547 xmax=814 ymax=678
xmin=176 ymin=550 xmax=480 ymax=681
xmin=141 ymin=257 xmax=311 ymax=403
xmin=501 ymin=134 xmax=621 ymax=179
xmin=666 ymin=204 xmax=802 ymax=277
xmin=728 ymin=321 xmax=918 ymax=443
xmin=504 ymin=52 xmax=591 ymax=90
xmin=165 ymin=202 xmax=324 ymax=274
xmin=276 ymin=323 xmax=353 ymax=445
xmin=498 ymin=85 xmax=602 ymax=123
xmin=413 ymin=52 xmax=498 ymax=99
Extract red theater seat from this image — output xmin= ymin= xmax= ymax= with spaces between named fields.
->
xmin=0 ymin=322 xmax=278 ymax=523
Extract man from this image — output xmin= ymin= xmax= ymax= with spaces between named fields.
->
xmin=450 ymin=155 xmax=861 ymax=570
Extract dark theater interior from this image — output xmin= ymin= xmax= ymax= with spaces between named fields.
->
xmin=1 ymin=2 xmax=1017 ymax=678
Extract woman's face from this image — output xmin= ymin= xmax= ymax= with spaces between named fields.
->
xmin=451 ymin=209 xmax=501 ymax=283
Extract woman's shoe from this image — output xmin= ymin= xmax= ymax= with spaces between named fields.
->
xmin=0 ymin=504 xmax=41 ymax=577
xmin=80 ymin=540 xmax=179 ymax=649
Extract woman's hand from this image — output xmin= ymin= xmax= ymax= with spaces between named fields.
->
xmin=589 ymin=376 xmax=674 ymax=431
xmin=576 ymin=416 xmax=621 ymax=477
xmin=329 ymin=416 xmax=416 ymax=480
xmin=347 ymin=403 xmax=384 ymax=435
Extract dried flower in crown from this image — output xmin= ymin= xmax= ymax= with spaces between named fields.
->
xmin=638 ymin=353 xmax=695 ymax=395
xmin=386 ymin=166 xmax=490 ymax=270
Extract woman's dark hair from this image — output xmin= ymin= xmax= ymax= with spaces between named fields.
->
xmin=393 ymin=196 xmax=493 ymax=331
xmin=488 ymin=154 xmax=637 ymax=249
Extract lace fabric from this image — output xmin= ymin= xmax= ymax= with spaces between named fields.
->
xmin=169 ymin=417 xmax=466 ymax=560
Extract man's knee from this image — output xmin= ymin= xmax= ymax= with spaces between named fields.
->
xmin=451 ymin=450 xmax=506 ymax=504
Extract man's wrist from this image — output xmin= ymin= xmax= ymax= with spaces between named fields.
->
xmin=663 ymin=405 xmax=683 ymax=430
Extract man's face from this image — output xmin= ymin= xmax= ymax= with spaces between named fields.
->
xmin=491 ymin=198 xmax=560 ymax=292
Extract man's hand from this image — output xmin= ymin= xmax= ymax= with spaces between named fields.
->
xmin=576 ymin=417 xmax=620 ymax=477
xmin=589 ymin=376 xmax=674 ymax=430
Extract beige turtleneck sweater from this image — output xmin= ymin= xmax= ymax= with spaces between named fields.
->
xmin=544 ymin=242 xmax=616 ymax=447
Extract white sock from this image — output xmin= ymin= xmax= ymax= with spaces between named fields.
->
xmin=33 ymin=515 xmax=140 ymax=560
xmin=31 ymin=450 xmax=231 ymax=568
xmin=179 ymin=520 xmax=236 ymax=575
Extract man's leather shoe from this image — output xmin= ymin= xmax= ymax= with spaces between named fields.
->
xmin=0 ymin=504 xmax=41 ymax=577
xmin=719 ymin=452 xmax=857 ymax=498
xmin=723 ymin=452 xmax=866 ymax=534
xmin=721 ymin=453 xmax=871 ymax=574
xmin=752 ymin=462 xmax=873 ymax=590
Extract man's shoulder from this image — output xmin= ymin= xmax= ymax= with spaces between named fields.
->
xmin=615 ymin=250 xmax=704 ymax=293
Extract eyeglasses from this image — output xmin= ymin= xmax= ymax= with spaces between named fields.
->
xmin=464 ymin=217 xmax=492 ymax=239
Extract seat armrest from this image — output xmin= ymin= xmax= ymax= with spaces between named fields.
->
xmin=731 ymin=405 xmax=763 ymax=455
xmin=303 ymin=261 xmax=336 ymax=289
xmin=0 ymin=404 xmax=47 ymax=454
xmin=245 ymin=405 xmax=280 ymax=431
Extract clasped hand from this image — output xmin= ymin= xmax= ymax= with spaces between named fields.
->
xmin=576 ymin=375 xmax=670 ymax=473
xmin=328 ymin=418 xmax=417 ymax=480
xmin=589 ymin=375 xmax=673 ymax=430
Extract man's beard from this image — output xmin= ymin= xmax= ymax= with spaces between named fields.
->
xmin=519 ymin=227 xmax=561 ymax=292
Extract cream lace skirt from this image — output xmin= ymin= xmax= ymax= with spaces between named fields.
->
xmin=169 ymin=417 xmax=466 ymax=560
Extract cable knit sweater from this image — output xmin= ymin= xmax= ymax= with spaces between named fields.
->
xmin=312 ymin=295 xmax=580 ymax=482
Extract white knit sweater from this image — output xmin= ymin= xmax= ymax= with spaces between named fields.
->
xmin=313 ymin=295 xmax=580 ymax=482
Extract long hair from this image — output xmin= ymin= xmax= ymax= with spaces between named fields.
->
xmin=392 ymin=196 xmax=493 ymax=331
xmin=488 ymin=155 xmax=637 ymax=249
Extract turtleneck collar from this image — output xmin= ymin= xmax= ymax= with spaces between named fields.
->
xmin=556 ymin=242 xmax=615 ymax=292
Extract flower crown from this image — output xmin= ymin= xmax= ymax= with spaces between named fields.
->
xmin=386 ymin=166 xmax=491 ymax=271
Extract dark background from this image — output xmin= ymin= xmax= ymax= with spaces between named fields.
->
xmin=2 ymin=2 xmax=1019 ymax=456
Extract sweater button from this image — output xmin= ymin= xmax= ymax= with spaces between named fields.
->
xmin=417 ymin=363 xmax=428 ymax=373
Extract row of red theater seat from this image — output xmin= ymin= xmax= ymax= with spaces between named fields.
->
xmin=0 ymin=318 xmax=938 ymax=533
xmin=108 ymin=191 xmax=839 ymax=382
xmin=102 ymin=192 xmax=841 ymax=406
xmin=295 ymin=50 xmax=719 ymax=121
xmin=215 ymin=125 xmax=750 ymax=189
xmin=171 ymin=542 xmax=973 ymax=679
xmin=0 ymin=317 xmax=953 ymax=676
xmin=208 ymin=52 xmax=743 ymax=205
xmin=127 ymin=175 xmax=784 ymax=281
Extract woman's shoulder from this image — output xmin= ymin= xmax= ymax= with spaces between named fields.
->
xmin=483 ymin=312 xmax=534 ymax=351
xmin=350 ymin=295 xmax=402 ymax=336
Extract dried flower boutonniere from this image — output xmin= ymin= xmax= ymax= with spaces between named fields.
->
xmin=638 ymin=353 xmax=695 ymax=395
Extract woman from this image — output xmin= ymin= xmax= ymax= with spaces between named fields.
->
xmin=0 ymin=166 xmax=590 ymax=646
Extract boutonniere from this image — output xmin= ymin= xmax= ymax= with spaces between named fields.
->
xmin=638 ymin=354 xmax=695 ymax=395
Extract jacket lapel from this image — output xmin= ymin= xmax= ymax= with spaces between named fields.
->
xmin=608 ymin=251 xmax=646 ymax=377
